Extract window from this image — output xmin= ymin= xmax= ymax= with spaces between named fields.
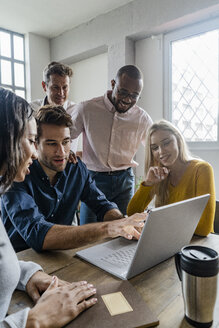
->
xmin=164 ymin=18 xmax=219 ymax=149
xmin=0 ymin=28 xmax=26 ymax=98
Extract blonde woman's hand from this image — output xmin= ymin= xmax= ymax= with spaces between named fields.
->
xmin=143 ymin=166 xmax=169 ymax=186
xmin=27 ymin=277 xmax=97 ymax=328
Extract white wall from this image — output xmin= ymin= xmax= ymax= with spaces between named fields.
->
xmin=50 ymin=0 xmax=219 ymax=80
xmin=69 ymin=52 xmax=108 ymax=103
xmin=25 ymin=33 xmax=50 ymax=102
xmin=69 ymin=53 xmax=108 ymax=150
xmin=135 ymin=36 xmax=163 ymax=180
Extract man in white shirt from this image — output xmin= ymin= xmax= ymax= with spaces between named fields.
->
xmin=71 ymin=65 xmax=153 ymax=224
xmin=31 ymin=61 xmax=78 ymax=153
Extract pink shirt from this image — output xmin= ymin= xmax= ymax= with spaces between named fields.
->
xmin=71 ymin=91 xmax=153 ymax=171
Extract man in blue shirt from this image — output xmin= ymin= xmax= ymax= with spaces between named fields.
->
xmin=1 ymin=106 xmax=146 ymax=252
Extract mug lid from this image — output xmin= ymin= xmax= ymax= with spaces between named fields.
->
xmin=182 ymin=245 xmax=218 ymax=261
xmin=180 ymin=245 xmax=219 ymax=277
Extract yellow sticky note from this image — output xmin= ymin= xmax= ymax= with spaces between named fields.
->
xmin=101 ymin=292 xmax=133 ymax=316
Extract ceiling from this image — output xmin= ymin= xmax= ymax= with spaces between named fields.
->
xmin=0 ymin=0 xmax=134 ymax=39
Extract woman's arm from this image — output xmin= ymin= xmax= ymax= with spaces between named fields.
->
xmin=127 ymin=182 xmax=153 ymax=216
xmin=127 ymin=166 xmax=169 ymax=216
xmin=194 ymin=162 xmax=216 ymax=236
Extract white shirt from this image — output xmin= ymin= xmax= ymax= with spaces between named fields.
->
xmin=71 ymin=91 xmax=153 ymax=171
xmin=30 ymin=97 xmax=78 ymax=153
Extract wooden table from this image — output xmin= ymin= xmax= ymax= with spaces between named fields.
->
xmin=9 ymin=234 xmax=219 ymax=328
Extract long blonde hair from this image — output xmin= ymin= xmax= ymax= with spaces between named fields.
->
xmin=144 ymin=120 xmax=194 ymax=207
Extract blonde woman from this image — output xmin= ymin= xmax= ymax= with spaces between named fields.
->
xmin=127 ymin=120 xmax=215 ymax=236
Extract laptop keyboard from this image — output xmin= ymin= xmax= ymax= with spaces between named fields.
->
xmin=100 ymin=247 xmax=135 ymax=267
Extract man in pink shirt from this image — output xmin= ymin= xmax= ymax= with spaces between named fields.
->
xmin=71 ymin=65 xmax=153 ymax=224
xmin=31 ymin=61 xmax=78 ymax=153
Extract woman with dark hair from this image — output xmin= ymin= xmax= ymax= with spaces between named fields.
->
xmin=0 ymin=88 xmax=97 ymax=328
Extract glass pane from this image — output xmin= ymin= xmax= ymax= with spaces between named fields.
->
xmin=1 ymin=59 xmax=12 ymax=85
xmin=172 ymin=29 xmax=219 ymax=142
xmin=13 ymin=35 xmax=24 ymax=60
xmin=14 ymin=63 xmax=24 ymax=87
xmin=0 ymin=31 xmax=11 ymax=57
xmin=15 ymin=89 xmax=25 ymax=98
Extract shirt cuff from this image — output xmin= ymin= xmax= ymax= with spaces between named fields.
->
xmin=140 ymin=182 xmax=153 ymax=190
xmin=17 ymin=260 xmax=43 ymax=291
xmin=4 ymin=307 xmax=30 ymax=328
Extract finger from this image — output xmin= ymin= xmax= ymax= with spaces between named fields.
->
xmin=72 ymin=286 xmax=97 ymax=304
xmin=163 ymin=167 xmax=169 ymax=175
xmin=58 ymin=278 xmax=72 ymax=287
xmin=160 ymin=169 xmax=166 ymax=180
xmin=129 ymin=212 xmax=147 ymax=222
xmin=77 ymin=297 xmax=98 ymax=314
xmin=30 ymin=286 xmax=41 ymax=304
xmin=57 ymin=279 xmax=88 ymax=288
xmin=46 ymin=276 xmax=58 ymax=291
xmin=124 ymin=224 xmax=142 ymax=239
xmin=132 ymin=228 xmax=141 ymax=240
xmin=69 ymin=281 xmax=93 ymax=289
xmin=154 ymin=167 xmax=161 ymax=179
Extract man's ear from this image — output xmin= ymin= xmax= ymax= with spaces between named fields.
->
xmin=42 ymin=81 xmax=47 ymax=92
xmin=111 ymin=79 xmax=116 ymax=90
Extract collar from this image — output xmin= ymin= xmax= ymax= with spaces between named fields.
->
xmin=32 ymin=160 xmax=66 ymax=185
xmin=43 ymin=96 xmax=68 ymax=110
xmin=104 ymin=91 xmax=116 ymax=113
xmin=104 ymin=91 xmax=137 ymax=116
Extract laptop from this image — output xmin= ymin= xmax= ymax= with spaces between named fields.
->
xmin=76 ymin=194 xmax=210 ymax=280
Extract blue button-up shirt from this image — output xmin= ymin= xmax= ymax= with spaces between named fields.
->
xmin=1 ymin=159 xmax=117 ymax=252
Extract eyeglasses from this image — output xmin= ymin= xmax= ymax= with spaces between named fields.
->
xmin=115 ymin=85 xmax=140 ymax=100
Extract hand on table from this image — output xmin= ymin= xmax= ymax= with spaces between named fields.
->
xmin=27 ymin=277 xmax=97 ymax=328
xmin=26 ymin=270 xmax=71 ymax=303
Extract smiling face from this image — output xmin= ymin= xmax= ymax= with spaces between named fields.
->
xmin=111 ymin=73 xmax=143 ymax=113
xmin=14 ymin=118 xmax=38 ymax=182
xmin=150 ymin=129 xmax=180 ymax=168
xmin=36 ymin=123 xmax=71 ymax=182
xmin=42 ymin=74 xmax=70 ymax=106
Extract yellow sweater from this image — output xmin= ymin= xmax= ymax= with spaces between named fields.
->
xmin=127 ymin=160 xmax=215 ymax=236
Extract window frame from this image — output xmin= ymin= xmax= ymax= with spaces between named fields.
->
xmin=164 ymin=17 xmax=219 ymax=150
xmin=0 ymin=27 xmax=26 ymax=98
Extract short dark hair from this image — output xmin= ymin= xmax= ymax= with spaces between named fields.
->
xmin=116 ymin=65 xmax=142 ymax=81
xmin=43 ymin=61 xmax=73 ymax=84
xmin=0 ymin=88 xmax=33 ymax=194
xmin=35 ymin=105 xmax=72 ymax=141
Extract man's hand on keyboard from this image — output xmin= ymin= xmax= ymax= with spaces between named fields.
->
xmin=107 ymin=212 xmax=147 ymax=240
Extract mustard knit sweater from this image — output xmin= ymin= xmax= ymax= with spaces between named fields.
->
xmin=127 ymin=160 xmax=215 ymax=236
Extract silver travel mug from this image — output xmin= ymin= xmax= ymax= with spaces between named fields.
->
xmin=175 ymin=245 xmax=218 ymax=328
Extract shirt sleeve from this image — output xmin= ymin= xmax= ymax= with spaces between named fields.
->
xmin=194 ymin=162 xmax=216 ymax=236
xmin=140 ymin=111 xmax=153 ymax=147
xmin=79 ymin=164 xmax=118 ymax=219
xmin=127 ymin=182 xmax=153 ymax=216
xmin=70 ymin=102 xmax=85 ymax=139
xmin=17 ymin=260 xmax=42 ymax=291
xmin=0 ymin=261 xmax=42 ymax=328
xmin=0 ymin=308 xmax=30 ymax=328
xmin=1 ymin=188 xmax=54 ymax=252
